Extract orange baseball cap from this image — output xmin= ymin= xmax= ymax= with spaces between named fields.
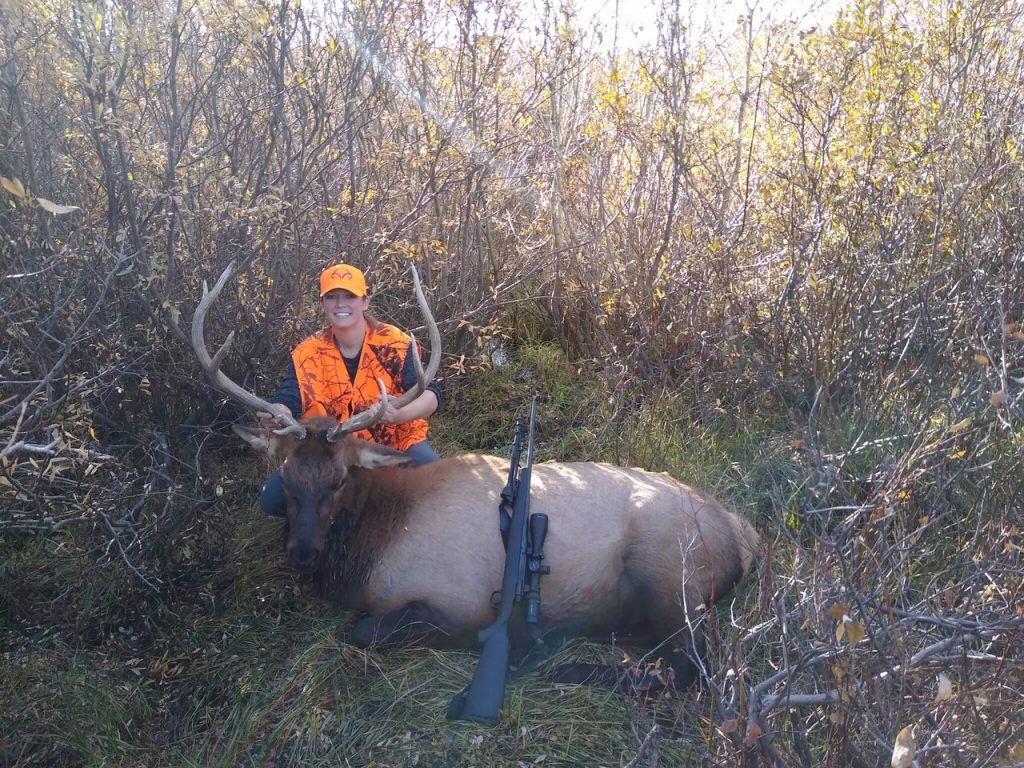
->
xmin=319 ymin=263 xmax=368 ymax=298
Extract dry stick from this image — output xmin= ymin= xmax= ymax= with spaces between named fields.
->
xmin=0 ymin=251 xmax=127 ymax=425
xmin=1 ymin=402 xmax=29 ymax=457
xmin=622 ymin=724 xmax=659 ymax=768
xmin=102 ymin=513 xmax=160 ymax=593
xmin=1 ymin=440 xmax=60 ymax=458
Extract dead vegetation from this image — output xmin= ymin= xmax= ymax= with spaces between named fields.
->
xmin=2 ymin=0 xmax=1022 ymax=765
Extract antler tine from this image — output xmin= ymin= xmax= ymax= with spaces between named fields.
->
xmin=402 ymin=264 xmax=443 ymax=405
xmin=192 ymin=261 xmax=308 ymax=439
xmin=331 ymin=265 xmax=442 ymax=439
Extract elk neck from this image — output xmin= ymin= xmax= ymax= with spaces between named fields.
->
xmin=316 ymin=465 xmax=418 ymax=607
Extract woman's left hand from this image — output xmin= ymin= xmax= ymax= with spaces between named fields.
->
xmin=379 ymin=399 xmax=404 ymax=425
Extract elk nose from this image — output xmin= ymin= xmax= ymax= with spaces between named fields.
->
xmin=289 ymin=544 xmax=320 ymax=572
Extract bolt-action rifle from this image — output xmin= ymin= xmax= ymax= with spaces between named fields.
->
xmin=447 ymin=397 xmax=549 ymax=724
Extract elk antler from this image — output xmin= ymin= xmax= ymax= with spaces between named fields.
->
xmin=192 ymin=261 xmax=308 ymax=439
xmin=326 ymin=264 xmax=441 ymax=441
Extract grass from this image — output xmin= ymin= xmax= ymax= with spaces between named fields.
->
xmin=2 ymin=340 xmax=1020 ymax=767
xmin=0 ymin=479 xmax=710 ymax=767
xmin=0 ymin=343 xmax=735 ymax=767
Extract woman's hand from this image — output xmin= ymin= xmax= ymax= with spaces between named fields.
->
xmin=257 ymin=403 xmax=292 ymax=435
xmin=379 ymin=399 xmax=404 ymax=425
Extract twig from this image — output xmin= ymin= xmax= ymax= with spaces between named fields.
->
xmin=623 ymin=723 xmax=659 ymax=768
xmin=1 ymin=439 xmax=60 ymax=458
xmin=101 ymin=513 xmax=160 ymax=593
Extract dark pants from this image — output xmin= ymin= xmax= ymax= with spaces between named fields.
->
xmin=257 ymin=440 xmax=440 ymax=517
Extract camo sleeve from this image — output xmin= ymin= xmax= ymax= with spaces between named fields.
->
xmin=272 ymin=363 xmax=303 ymax=417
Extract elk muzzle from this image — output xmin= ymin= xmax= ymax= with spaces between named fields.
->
xmin=287 ymin=501 xmax=326 ymax=573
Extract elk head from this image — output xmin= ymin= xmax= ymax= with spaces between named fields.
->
xmin=191 ymin=261 xmax=441 ymax=570
xmin=262 ymin=416 xmax=412 ymax=571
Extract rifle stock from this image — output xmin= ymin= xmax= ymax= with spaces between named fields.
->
xmin=445 ymin=624 xmax=510 ymax=724
xmin=447 ymin=398 xmax=538 ymax=724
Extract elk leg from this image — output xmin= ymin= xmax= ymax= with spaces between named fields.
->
xmin=549 ymin=628 xmax=706 ymax=693
xmin=349 ymin=602 xmax=456 ymax=647
xmin=654 ymin=627 xmax=706 ymax=689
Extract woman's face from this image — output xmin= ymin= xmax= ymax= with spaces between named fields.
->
xmin=321 ymin=289 xmax=369 ymax=332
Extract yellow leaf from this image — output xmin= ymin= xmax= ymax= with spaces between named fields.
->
xmin=0 ymin=176 xmax=26 ymax=198
xmin=844 ymin=620 xmax=865 ymax=646
xmin=973 ymin=353 xmax=989 ymax=366
xmin=37 ymin=197 xmax=81 ymax=215
xmin=936 ymin=672 xmax=954 ymax=701
xmin=830 ymin=603 xmax=848 ymax=620
xmin=891 ymin=724 xmax=916 ymax=768
xmin=94 ymin=9 xmax=103 ymax=31
xmin=1012 ymin=331 xmax=1024 ymax=341
xmin=949 ymin=417 xmax=972 ymax=433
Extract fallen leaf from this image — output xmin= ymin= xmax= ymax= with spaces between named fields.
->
xmin=891 ymin=724 xmax=916 ymax=768
xmin=973 ymin=353 xmax=990 ymax=366
xmin=948 ymin=417 xmax=972 ymax=433
xmin=844 ymin=620 xmax=865 ymax=646
xmin=36 ymin=197 xmax=81 ymax=215
xmin=1005 ymin=743 xmax=1024 ymax=762
xmin=990 ymin=390 xmax=1007 ymax=407
xmin=0 ymin=176 xmax=26 ymax=198
xmin=936 ymin=672 xmax=954 ymax=701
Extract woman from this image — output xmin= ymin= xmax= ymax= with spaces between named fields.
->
xmin=257 ymin=263 xmax=443 ymax=515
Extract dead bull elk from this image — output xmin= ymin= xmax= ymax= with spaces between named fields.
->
xmin=192 ymin=263 xmax=760 ymax=688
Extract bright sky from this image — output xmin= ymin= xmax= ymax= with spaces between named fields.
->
xmin=564 ymin=0 xmax=847 ymax=50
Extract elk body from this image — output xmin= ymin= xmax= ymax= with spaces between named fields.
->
xmin=193 ymin=263 xmax=759 ymax=687
xmin=246 ymin=420 xmax=760 ymax=686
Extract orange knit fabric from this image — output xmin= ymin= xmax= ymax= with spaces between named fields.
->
xmin=291 ymin=322 xmax=429 ymax=451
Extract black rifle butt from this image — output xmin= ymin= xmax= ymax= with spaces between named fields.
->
xmin=446 ymin=629 xmax=510 ymax=724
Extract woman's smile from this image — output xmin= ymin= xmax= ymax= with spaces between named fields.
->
xmin=322 ymin=289 xmax=367 ymax=330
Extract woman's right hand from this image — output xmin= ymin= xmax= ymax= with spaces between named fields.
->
xmin=257 ymin=403 xmax=292 ymax=435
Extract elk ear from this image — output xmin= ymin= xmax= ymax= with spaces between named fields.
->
xmin=233 ymin=424 xmax=301 ymax=463
xmin=343 ymin=437 xmax=414 ymax=469
xmin=233 ymin=424 xmax=270 ymax=453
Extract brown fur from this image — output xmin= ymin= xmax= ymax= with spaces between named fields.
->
xmin=242 ymin=418 xmax=760 ymax=683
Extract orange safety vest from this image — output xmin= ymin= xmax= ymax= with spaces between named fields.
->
xmin=291 ymin=321 xmax=430 ymax=451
